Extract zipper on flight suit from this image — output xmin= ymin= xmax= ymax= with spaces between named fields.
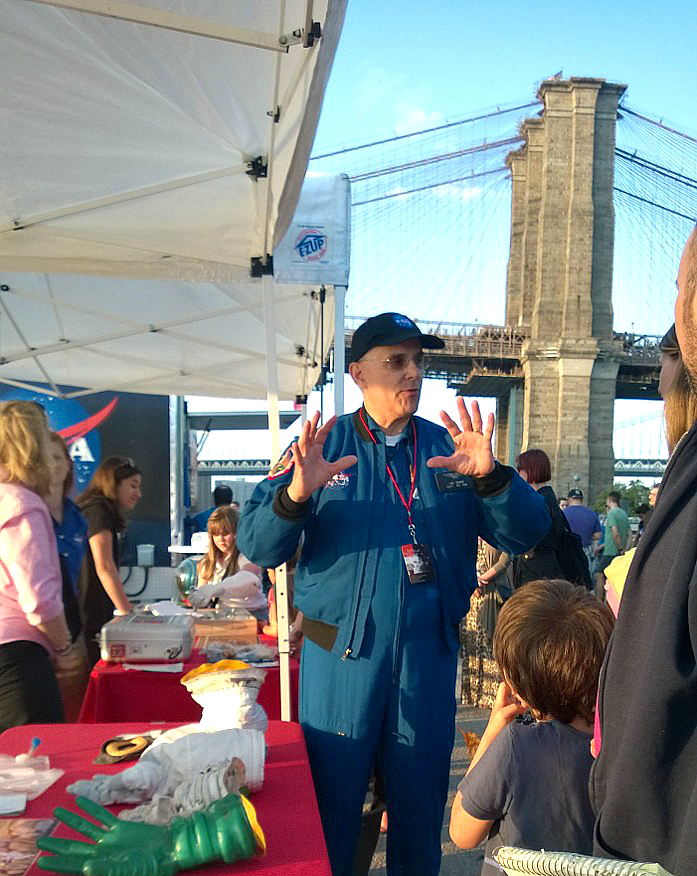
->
xmin=389 ymin=439 xmax=413 ymax=684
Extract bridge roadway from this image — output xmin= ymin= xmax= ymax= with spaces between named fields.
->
xmin=343 ymin=319 xmax=663 ymax=401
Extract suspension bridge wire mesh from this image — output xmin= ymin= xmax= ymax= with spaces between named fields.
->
xmin=310 ymin=99 xmax=536 ymax=324
xmin=614 ymin=104 xmax=697 ymax=336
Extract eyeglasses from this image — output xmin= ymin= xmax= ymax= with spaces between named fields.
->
xmin=361 ymin=352 xmax=426 ymax=372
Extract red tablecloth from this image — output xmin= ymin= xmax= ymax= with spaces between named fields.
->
xmin=0 ymin=721 xmax=329 ymax=876
xmin=79 ymin=651 xmax=299 ymax=723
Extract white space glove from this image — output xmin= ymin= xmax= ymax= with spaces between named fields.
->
xmin=189 ymin=582 xmax=224 ymax=608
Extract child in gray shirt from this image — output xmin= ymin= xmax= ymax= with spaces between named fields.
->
xmin=449 ymin=578 xmax=614 ymax=876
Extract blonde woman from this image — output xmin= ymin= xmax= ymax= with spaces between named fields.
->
xmin=77 ymin=457 xmax=141 ymax=666
xmin=191 ymin=506 xmax=266 ymax=620
xmin=0 ymin=402 xmax=78 ymax=730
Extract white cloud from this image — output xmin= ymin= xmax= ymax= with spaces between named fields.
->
xmin=352 ymin=64 xmax=444 ymax=139
xmin=393 ymin=104 xmax=445 ymax=136
xmin=432 ymin=182 xmax=483 ymax=202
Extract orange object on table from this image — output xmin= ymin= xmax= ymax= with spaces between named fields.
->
xmin=78 ymin=649 xmax=299 ymax=723
xmin=0 ymin=721 xmax=330 ymax=876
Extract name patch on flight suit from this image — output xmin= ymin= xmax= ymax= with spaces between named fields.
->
xmin=435 ymin=471 xmax=471 ymax=492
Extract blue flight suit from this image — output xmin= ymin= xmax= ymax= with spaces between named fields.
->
xmin=237 ymin=409 xmax=550 ymax=876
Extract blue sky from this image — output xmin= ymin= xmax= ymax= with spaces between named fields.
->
xmin=193 ymin=1 xmax=696 ymax=469
xmin=314 ymin=0 xmax=697 ymax=153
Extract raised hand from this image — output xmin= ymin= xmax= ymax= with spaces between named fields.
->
xmin=426 ymin=398 xmax=495 ymax=478
xmin=286 ymin=412 xmax=357 ymax=503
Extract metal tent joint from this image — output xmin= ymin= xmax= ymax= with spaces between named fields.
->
xmin=279 ymin=20 xmax=321 ymax=49
xmin=245 ymin=156 xmax=268 ymax=180
xmin=250 ymin=255 xmax=274 ymax=277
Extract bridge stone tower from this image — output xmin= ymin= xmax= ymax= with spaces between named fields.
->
xmin=497 ymin=77 xmax=627 ymax=503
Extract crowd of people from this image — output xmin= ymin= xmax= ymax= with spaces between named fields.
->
xmin=0 ymin=227 xmax=695 ymax=876
xmin=0 ymin=401 xmax=143 ymax=729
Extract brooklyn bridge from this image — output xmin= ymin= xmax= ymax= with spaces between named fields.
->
xmin=201 ymin=76 xmax=696 ymax=502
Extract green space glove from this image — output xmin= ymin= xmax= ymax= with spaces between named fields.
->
xmin=37 ymin=792 xmax=266 ymax=876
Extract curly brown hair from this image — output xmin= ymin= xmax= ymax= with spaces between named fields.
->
xmin=493 ymin=578 xmax=614 ymax=724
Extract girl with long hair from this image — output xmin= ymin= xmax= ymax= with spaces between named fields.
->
xmin=0 ymin=402 xmax=79 ymax=730
xmin=192 ymin=506 xmax=266 ymax=620
xmin=78 ymin=456 xmax=141 ymax=666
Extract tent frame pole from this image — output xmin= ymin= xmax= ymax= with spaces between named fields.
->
xmin=333 ymin=284 xmax=346 ymax=416
xmin=263 ymin=276 xmax=292 ymax=722
xmin=0 ymin=164 xmax=249 ymax=234
xmin=25 ymin=0 xmax=295 ymax=52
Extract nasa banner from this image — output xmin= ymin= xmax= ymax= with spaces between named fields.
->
xmin=273 ymin=173 xmax=351 ymax=286
xmin=0 ymin=385 xmax=170 ymax=563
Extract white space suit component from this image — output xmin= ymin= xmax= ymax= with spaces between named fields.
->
xmin=189 ymin=569 xmax=267 ymax=611
xmin=67 ymin=727 xmax=265 ymax=805
xmin=182 ymin=664 xmax=269 ymax=734
xmin=118 ymin=757 xmax=246 ymax=825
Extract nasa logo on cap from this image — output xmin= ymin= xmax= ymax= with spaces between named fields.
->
xmin=392 ymin=314 xmax=415 ymax=329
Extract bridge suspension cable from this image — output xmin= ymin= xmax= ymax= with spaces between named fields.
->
xmin=310 ymin=101 xmax=540 ymax=160
xmin=620 ymin=106 xmax=697 ymax=146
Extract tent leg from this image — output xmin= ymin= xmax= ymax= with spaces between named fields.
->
xmin=169 ymin=395 xmax=185 ymax=558
xmin=274 ymin=562 xmax=292 ymax=722
xmin=333 ymin=284 xmax=346 ymax=416
xmin=263 ymin=276 xmax=292 ymax=722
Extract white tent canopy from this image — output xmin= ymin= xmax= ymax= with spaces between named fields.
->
xmin=0 ymin=0 xmax=346 ymax=400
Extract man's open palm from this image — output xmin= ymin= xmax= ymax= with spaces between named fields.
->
xmin=426 ymin=399 xmax=495 ymax=478
xmin=287 ymin=413 xmax=357 ymax=503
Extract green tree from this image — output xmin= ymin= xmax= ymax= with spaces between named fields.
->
xmin=593 ymin=480 xmax=650 ymax=515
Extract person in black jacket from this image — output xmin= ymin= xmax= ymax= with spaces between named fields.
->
xmin=590 ymin=226 xmax=697 ymax=876
xmin=511 ymin=449 xmax=566 ymax=588
xmin=78 ymin=457 xmax=141 ymax=667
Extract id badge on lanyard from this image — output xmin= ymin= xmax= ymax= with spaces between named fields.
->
xmin=359 ymin=409 xmax=436 ymax=584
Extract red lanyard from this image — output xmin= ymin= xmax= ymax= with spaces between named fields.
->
xmin=359 ymin=408 xmax=418 ymax=543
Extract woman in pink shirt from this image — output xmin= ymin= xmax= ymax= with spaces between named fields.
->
xmin=0 ymin=401 xmax=79 ymax=731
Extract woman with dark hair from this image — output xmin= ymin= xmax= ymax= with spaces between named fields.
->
xmin=77 ymin=456 xmax=141 ymax=666
xmin=511 ymin=448 xmax=566 ymax=588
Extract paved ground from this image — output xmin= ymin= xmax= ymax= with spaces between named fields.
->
xmin=366 ymin=699 xmax=492 ymax=876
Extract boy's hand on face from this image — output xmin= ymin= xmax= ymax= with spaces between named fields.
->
xmin=489 ymin=681 xmax=527 ymax=734
xmin=466 ymin=681 xmax=528 ymax=776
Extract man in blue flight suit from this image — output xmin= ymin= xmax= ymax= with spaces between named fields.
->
xmin=237 ymin=313 xmax=550 ymax=876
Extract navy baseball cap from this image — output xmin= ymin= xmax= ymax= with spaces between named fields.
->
xmin=350 ymin=312 xmax=444 ymax=362
xmin=568 ymin=488 xmax=583 ymax=500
